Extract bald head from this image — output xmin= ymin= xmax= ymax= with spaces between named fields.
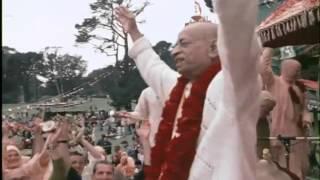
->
xmin=281 ymin=59 xmax=301 ymax=83
xmin=182 ymin=22 xmax=218 ymax=42
xmin=171 ymin=22 xmax=219 ymax=80
xmin=281 ymin=59 xmax=301 ymax=69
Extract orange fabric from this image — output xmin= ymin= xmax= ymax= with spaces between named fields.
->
xmin=260 ymin=58 xmax=312 ymax=180
xmin=298 ymin=79 xmax=319 ymax=90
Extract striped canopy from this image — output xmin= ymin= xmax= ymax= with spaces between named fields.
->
xmin=257 ymin=0 xmax=320 ymax=48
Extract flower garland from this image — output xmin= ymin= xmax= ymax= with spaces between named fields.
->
xmin=144 ymin=62 xmax=221 ymax=180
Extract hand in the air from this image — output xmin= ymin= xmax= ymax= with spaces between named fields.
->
xmin=56 ymin=117 xmax=70 ymax=140
xmin=74 ymin=127 xmax=85 ymax=144
xmin=115 ymin=6 xmax=138 ymax=34
xmin=46 ymin=126 xmax=64 ymax=160
xmin=32 ymin=117 xmax=43 ymax=134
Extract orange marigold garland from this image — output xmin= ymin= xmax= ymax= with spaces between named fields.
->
xmin=145 ymin=61 xmax=221 ymax=180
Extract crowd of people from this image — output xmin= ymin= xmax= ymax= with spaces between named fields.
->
xmin=2 ymin=0 xmax=317 ymax=179
xmin=2 ymin=112 xmax=150 ymax=180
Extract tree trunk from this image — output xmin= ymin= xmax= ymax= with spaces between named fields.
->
xmin=123 ymin=34 xmax=130 ymax=72
xmin=54 ymin=78 xmax=61 ymax=96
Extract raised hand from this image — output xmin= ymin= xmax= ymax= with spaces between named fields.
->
xmin=33 ymin=116 xmax=43 ymax=125
xmin=260 ymin=48 xmax=273 ymax=71
xmin=115 ymin=6 xmax=136 ymax=33
xmin=74 ymin=126 xmax=85 ymax=145
xmin=46 ymin=127 xmax=62 ymax=148
xmin=32 ymin=117 xmax=43 ymax=134
xmin=115 ymin=6 xmax=143 ymax=41
xmin=46 ymin=126 xmax=63 ymax=160
xmin=56 ymin=117 xmax=70 ymax=141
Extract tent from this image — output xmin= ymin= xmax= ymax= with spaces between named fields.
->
xmin=257 ymin=0 xmax=320 ymax=48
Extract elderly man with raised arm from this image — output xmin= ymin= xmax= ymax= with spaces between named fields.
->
xmin=115 ymin=0 xmax=261 ymax=179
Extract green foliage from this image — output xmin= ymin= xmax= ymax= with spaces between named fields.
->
xmin=83 ymin=41 xmax=174 ymax=110
xmin=2 ymin=47 xmax=87 ymax=103
xmin=75 ymin=0 xmax=149 ymax=63
xmin=2 ymin=48 xmax=43 ymax=103
xmin=2 ymin=40 xmax=173 ymax=109
xmin=203 ymin=0 xmax=213 ymax=12
xmin=153 ymin=41 xmax=176 ymax=70
xmin=83 ymin=59 xmax=146 ymax=110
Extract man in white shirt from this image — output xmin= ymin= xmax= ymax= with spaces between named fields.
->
xmin=115 ymin=0 xmax=261 ymax=179
xmin=118 ymin=87 xmax=163 ymax=166
xmin=131 ymin=87 xmax=163 ymax=147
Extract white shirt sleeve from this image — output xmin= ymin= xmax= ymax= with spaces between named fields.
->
xmin=216 ymin=0 xmax=261 ymax=122
xmin=129 ymin=37 xmax=179 ymax=102
xmin=212 ymin=0 xmax=261 ymax=179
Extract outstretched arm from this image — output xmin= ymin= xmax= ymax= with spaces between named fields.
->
xmin=77 ymin=118 xmax=105 ymax=160
xmin=115 ymin=6 xmax=179 ymax=102
xmin=49 ymin=119 xmax=72 ymax=174
xmin=259 ymin=48 xmax=276 ymax=90
xmin=80 ymin=138 xmax=105 ymax=159
xmin=31 ymin=117 xmax=45 ymax=156
xmin=203 ymin=0 xmax=261 ymax=180
xmin=22 ymin=133 xmax=53 ymax=176
xmin=48 ymin=126 xmax=69 ymax=180
xmin=130 ymin=87 xmax=150 ymax=121
xmin=216 ymin=0 xmax=261 ymax=118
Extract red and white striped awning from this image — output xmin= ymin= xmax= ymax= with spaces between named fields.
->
xmin=257 ymin=0 xmax=320 ymax=48
xmin=299 ymin=79 xmax=319 ymax=90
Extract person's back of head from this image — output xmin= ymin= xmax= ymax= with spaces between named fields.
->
xmin=280 ymin=59 xmax=301 ymax=83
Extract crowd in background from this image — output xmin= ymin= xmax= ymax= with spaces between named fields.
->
xmin=2 ymin=0 xmax=320 ymax=179
xmin=2 ymin=112 xmax=147 ymax=180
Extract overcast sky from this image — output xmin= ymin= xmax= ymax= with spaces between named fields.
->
xmin=3 ymin=0 xmax=215 ymax=75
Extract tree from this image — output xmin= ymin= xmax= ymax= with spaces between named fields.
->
xmin=75 ymin=0 xmax=149 ymax=67
xmin=203 ymin=0 xmax=214 ymax=12
xmin=41 ymin=47 xmax=87 ymax=98
xmin=153 ymin=41 xmax=176 ymax=70
xmin=2 ymin=48 xmax=44 ymax=103
xmin=2 ymin=46 xmax=17 ymax=78
xmin=83 ymin=41 xmax=174 ymax=110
